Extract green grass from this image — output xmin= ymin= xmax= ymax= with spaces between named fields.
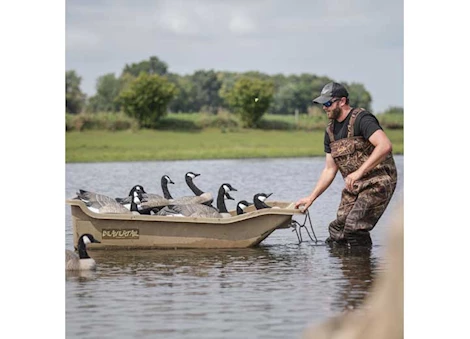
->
xmin=66 ymin=128 xmax=403 ymax=163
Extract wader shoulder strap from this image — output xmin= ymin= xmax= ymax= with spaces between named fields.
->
xmin=347 ymin=108 xmax=366 ymax=138
xmin=327 ymin=119 xmax=335 ymax=142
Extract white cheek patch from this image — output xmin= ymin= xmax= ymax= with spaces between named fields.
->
xmin=88 ymin=206 xmax=100 ymax=213
xmin=259 ymin=196 xmax=267 ymax=202
xmin=223 ymin=185 xmax=229 ymax=193
xmin=83 ymin=236 xmax=91 ymax=245
xmin=188 ymin=173 xmax=196 ymax=178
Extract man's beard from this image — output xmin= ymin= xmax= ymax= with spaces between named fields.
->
xmin=329 ymin=106 xmax=342 ymax=120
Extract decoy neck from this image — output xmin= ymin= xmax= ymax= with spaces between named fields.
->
xmin=77 ymin=234 xmax=101 ymax=259
xmin=185 ymin=172 xmax=204 ymax=196
xmin=217 ymin=183 xmax=237 ymax=213
xmin=130 ymin=190 xmax=143 ymax=212
xmin=161 ymin=175 xmax=174 ymax=199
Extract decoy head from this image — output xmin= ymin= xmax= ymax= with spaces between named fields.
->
xmin=129 ymin=185 xmax=146 ymax=195
xmin=79 ymin=233 xmax=101 ymax=245
xmin=238 ymin=200 xmax=253 ymax=209
xmin=237 ymin=200 xmax=253 ymax=214
xmin=222 ymin=183 xmax=237 ymax=193
xmin=185 ymin=171 xmax=201 ymax=179
xmin=255 ymin=193 xmax=272 ymax=202
xmin=162 ymin=175 xmax=175 ymax=185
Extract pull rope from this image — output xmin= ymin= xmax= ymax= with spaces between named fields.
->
xmin=290 ymin=210 xmax=318 ymax=244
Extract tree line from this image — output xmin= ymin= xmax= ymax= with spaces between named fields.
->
xmin=66 ymin=55 xmax=383 ymax=128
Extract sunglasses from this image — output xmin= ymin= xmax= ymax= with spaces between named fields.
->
xmin=323 ymin=98 xmax=340 ymax=108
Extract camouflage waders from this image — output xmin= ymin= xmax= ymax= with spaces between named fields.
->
xmin=327 ymin=108 xmax=397 ymax=246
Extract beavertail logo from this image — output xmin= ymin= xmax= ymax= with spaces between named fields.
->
xmin=102 ymin=229 xmax=139 ymax=239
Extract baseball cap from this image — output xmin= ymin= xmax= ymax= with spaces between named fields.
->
xmin=312 ymin=82 xmax=349 ymax=104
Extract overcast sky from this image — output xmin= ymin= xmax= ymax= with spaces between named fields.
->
xmin=66 ymin=0 xmax=403 ymax=113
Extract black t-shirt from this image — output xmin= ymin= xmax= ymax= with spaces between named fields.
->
xmin=324 ymin=109 xmax=383 ymax=153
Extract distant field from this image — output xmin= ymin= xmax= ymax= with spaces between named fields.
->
xmin=66 ymin=128 xmax=403 ymax=163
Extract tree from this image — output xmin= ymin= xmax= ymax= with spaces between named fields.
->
xmin=346 ymin=82 xmax=372 ymax=111
xmin=382 ymin=106 xmax=403 ymax=115
xmin=221 ymin=76 xmax=275 ymax=128
xmin=167 ymin=73 xmax=196 ymax=113
xmin=117 ymin=72 xmax=178 ymax=128
xmin=122 ymin=56 xmax=168 ymax=77
xmin=190 ymin=70 xmax=222 ymax=113
xmin=66 ymin=70 xmax=86 ymax=114
xmin=87 ymin=73 xmax=121 ymax=112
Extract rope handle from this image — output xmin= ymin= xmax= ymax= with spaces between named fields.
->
xmin=289 ymin=210 xmax=318 ymax=244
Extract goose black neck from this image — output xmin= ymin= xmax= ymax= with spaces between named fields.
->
xmin=186 ymin=176 xmax=204 ymax=196
xmin=161 ymin=178 xmax=173 ymax=199
xmin=77 ymin=239 xmax=90 ymax=259
xmin=217 ymin=186 xmax=228 ymax=213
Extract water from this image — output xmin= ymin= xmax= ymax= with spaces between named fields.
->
xmin=65 ymin=155 xmax=403 ymax=338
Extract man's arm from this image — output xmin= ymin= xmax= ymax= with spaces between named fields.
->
xmin=295 ymin=153 xmax=338 ymax=212
xmin=344 ymin=129 xmax=392 ymax=191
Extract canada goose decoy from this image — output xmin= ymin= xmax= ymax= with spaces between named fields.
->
xmin=236 ymin=200 xmax=253 ymax=215
xmin=66 ymin=233 xmax=101 ymax=271
xmin=76 ymin=189 xmax=142 ymax=214
xmin=177 ymin=171 xmax=213 ymax=206
xmin=158 ymin=183 xmax=237 ymax=218
xmin=253 ymin=192 xmax=273 ymax=210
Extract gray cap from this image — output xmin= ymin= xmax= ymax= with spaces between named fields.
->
xmin=313 ymin=82 xmax=349 ymax=104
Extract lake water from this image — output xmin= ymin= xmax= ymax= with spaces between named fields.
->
xmin=65 ymin=155 xmax=403 ymax=339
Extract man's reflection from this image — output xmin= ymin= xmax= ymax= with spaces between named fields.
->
xmin=327 ymin=244 xmax=377 ymax=311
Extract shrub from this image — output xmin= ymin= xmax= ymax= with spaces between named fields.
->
xmin=118 ymin=73 xmax=178 ymax=128
xmin=65 ymin=112 xmax=139 ymax=131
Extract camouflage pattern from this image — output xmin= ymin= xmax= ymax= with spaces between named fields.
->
xmin=326 ymin=108 xmax=397 ymax=246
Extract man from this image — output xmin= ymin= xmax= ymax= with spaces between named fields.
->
xmin=295 ymin=82 xmax=397 ymax=246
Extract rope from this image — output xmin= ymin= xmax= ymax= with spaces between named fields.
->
xmin=289 ymin=210 xmax=318 ymax=244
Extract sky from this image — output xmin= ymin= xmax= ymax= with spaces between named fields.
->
xmin=66 ymin=0 xmax=403 ymax=113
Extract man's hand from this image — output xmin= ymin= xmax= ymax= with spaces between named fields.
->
xmin=295 ymin=197 xmax=314 ymax=213
xmin=345 ymin=169 xmax=364 ymax=191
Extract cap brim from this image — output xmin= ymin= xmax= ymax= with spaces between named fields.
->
xmin=312 ymin=95 xmax=332 ymax=104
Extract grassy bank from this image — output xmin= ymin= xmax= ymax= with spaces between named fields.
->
xmin=66 ymin=128 xmax=403 ymax=163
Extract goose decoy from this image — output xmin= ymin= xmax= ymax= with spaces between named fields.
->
xmin=158 ymin=183 xmax=237 ymax=218
xmin=131 ymin=176 xmax=175 ymax=214
xmin=253 ymin=192 xmax=273 ymax=210
xmin=76 ymin=189 xmax=142 ymax=214
xmin=176 ymin=171 xmax=213 ymax=206
xmin=236 ymin=200 xmax=253 ymax=215
xmin=66 ymin=233 xmax=101 ymax=271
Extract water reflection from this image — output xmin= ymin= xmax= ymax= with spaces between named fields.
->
xmin=85 ymin=246 xmax=302 ymax=280
xmin=65 ymin=269 xmax=98 ymax=281
xmin=327 ymin=245 xmax=377 ymax=311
